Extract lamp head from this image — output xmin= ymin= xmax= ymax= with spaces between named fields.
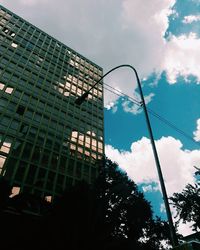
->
xmin=75 ymin=92 xmax=89 ymax=105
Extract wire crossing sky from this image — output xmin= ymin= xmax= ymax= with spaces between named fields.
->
xmin=2 ymin=0 xmax=200 ymax=236
xmin=104 ymin=81 xmax=200 ymax=148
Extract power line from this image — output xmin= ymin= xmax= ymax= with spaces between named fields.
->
xmin=104 ymin=82 xmax=141 ymax=105
xmin=147 ymin=108 xmax=200 ymax=147
xmin=103 ymin=82 xmax=200 ymax=147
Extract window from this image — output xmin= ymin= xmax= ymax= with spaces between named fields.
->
xmin=21 ymin=142 xmax=33 ymax=160
xmin=10 ymin=120 xmax=19 ymax=131
xmin=92 ymin=138 xmax=97 ymax=150
xmin=31 ymin=146 xmax=40 ymax=161
xmin=75 ymin=162 xmax=82 ymax=178
xmin=2 ymin=27 xmax=9 ymax=34
xmin=34 ymin=113 xmax=41 ymax=122
xmin=0 ymin=142 xmax=11 ymax=154
xmin=16 ymin=105 xmax=25 ymax=115
xmin=10 ymin=32 xmax=16 ymax=37
xmin=0 ymin=82 xmax=5 ymax=90
xmin=0 ymin=155 xmax=6 ymax=173
xmin=45 ymin=196 xmax=52 ymax=203
xmin=10 ymin=186 xmax=20 ymax=198
xmin=85 ymin=136 xmax=91 ymax=148
xmin=11 ymin=42 xmax=18 ymax=48
xmin=41 ymin=150 xmax=50 ymax=166
xmin=1 ymin=116 xmax=10 ymax=127
xmin=51 ymin=154 xmax=59 ymax=169
xmin=5 ymin=87 xmax=13 ymax=94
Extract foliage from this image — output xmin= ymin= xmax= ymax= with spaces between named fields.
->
xmin=50 ymin=158 xmax=171 ymax=249
xmin=171 ymin=182 xmax=200 ymax=231
xmin=0 ymin=159 xmax=171 ymax=249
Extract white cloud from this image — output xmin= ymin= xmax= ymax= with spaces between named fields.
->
xmin=160 ymin=203 xmax=166 ymax=213
xmin=182 ymin=15 xmax=200 ymax=24
xmin=144 ymin=93 xmax=155 ymax=104
xmin=163 ymin=33 xmax=200 ymax=84
xmin=18 ymin=0 xmax=48 ymax=6
xmin=105 ymin=101 xmax=116 ymax=111
xmin=177 ymin=220 xmax=194 ymax=236
xmin=142 ymin=184 xmax=160 ymax=193
xmin=106 ymin=136 xmax=200 ymax=235
xmin=105 ymin=136 xmax=199 ymax=196
xmin=193 ymin=118 xmax=200 ymax=141
xmin=171 ymin=205 xmax=194 ymax=236
xmin=121 ymin=93 xmax=154 ymax=115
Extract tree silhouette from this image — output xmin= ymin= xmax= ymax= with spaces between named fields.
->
xmin=93 ymin=158 xmax=171 ymax=249
xmin=46 ymin=158 xmax=171 ymax=250
xmin=0 ymin=159 xmax=171 ymax=249
xmin=171 ymin=182 xmax=200 ymax=232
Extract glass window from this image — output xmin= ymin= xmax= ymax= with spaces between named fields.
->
xmin=15 ymin=161 xmax=27 ymax=181
xmin=5 ymin=87 xmax=13 ymax=94
xmin=41 ymin=150 xmax=50 ymax=167
xmin=22 ymin=142 xmax=33 ymax=160
xmin=0 ymin=83 xmax=5 ymax=90
xmin=31 ymin=146 xmax=41 ymax=163
xmin=26 ymin=165 xmax=37 ymax=185
xmin=34 ymin=113 xmax=41 ymax=122
xmin=51 ymin=154 xmax=59 ymax=169
xmin=45 ymin=196 xmax=52 ymax=202
xmin=1 ymin=116 xmax=10 ymax=127
xmin=0 ymin=155 xmax=6 ymax=174
xmin=59 ymin=155 xmax=67 ymax=172
xmin=16 ymin=105 xmax=25 ymax=115
xmin=75 ymin=162 xmax=82 ymax=178
xmin=10 ymin=186 xmax=20 ymax=198
xmin=10 ymin=119 xmax=19 ymax=130
xmin=0 ymin=142 xmax=11 ymax=154
xmin=11 ymin=42 xmax=18 ymax=48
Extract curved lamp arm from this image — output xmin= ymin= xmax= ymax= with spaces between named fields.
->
xmin=75 ymin=64 xmax=178 ymax=247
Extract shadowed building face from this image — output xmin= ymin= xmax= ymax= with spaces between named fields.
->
xmin=0 ymin=5 xmax=104 ymax=201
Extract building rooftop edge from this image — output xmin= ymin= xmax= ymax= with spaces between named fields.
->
xmin=0 ymin=4 xmax=103 ymax=71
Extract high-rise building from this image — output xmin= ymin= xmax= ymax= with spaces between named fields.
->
xmin=0 ymin=5 xmax=104 ymax=202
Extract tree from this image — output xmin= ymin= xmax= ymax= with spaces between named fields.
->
xmin=93 ymin=158 xmax=171 ymax=249
xmin=47 ymin=158 xmax=171 ymax=250
xmin=171 ymin=182 xmax=200 ymax=231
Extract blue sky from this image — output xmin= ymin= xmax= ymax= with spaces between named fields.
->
xmin=105 ymin=73 xmax=200 ymax=151
xmin=2 ymin=0 xmax=200 ymax=236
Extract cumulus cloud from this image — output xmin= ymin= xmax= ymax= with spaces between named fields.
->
xmin=177 ymin=220 xmax=194 ymax=236
xmin=182 ymin=15 xmax=200 ymax=24
xmin=105 ymin=101 xmax=118 ymax=113
xmin=105 ymin=136 xmax=200 ymax=196
xmin=193 ymin=118 xmax=200 ymax=141
xmin=122 ymin=100 xmax=142 ymax=115
xmin=170 ymin=205 xmax=194 ymax=236
xmin=142 ymin=184 xmax=160 ymax=193
xmin=160 ymin=203 xmax=166 ymax=213
xmin=18 ymin=0 xmax=48 ymax=6
xmin=121 ymin=93 xmax=154 ymax=115
xmin=106 ymin=136 xmax=200 ymax=235
xmin=163 ymin=33 xmax=200 ymax=84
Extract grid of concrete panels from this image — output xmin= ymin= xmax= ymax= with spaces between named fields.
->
xmin=0 ymin=5 xmax=104 ymax=200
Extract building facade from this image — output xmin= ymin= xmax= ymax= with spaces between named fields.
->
xmin=0 ymin=5 xmax=104 ymax=201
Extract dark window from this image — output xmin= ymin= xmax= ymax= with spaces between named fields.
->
xmin=16 ymin=105 xmax=25 ymax=115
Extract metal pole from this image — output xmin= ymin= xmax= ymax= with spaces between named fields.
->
xmin=131 ymin=66 xmax=178 ymax=247
xmin=75 ymin=64 xmax=178 ymax=247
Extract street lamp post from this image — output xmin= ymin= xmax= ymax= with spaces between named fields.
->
xmin=75 ymin=64 xmax=178 ymax=247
